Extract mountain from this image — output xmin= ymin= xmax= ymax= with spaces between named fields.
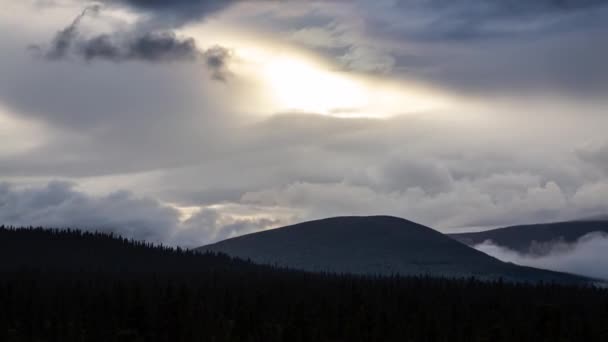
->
xmin=449 ymin=220 xmax=608 ymax=254
xmin=199 ymin=216 xmax=592 ymax=283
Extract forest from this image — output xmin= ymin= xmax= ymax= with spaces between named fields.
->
xmin=1 ymin=227 xmax=607 ymax=342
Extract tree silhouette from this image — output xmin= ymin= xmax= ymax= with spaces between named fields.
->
xmin=0 ymin=226 xmax=607 ymax=341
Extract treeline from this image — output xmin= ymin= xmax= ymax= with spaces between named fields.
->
xmin=1 ymin=227 xmax=607 ymax=342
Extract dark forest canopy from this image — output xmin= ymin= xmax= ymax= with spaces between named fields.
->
xmin=1 ymin=226 xmax=608 ymax=342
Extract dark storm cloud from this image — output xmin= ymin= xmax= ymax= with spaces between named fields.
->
xmin=78 ymin=32 xmax=201 ymax=62
xmin=47 ymin=29 xmax=230 ymax=76
xmin=104 ymin=0 xmax=608 ymax=23
xmin=44 ymin=5 xmax=102 ymax=60
xmin=126 ymin=32 xmax=200 ymax=61
xmin=202 ymin=46 xmax=231 ymax=81
xmin=100 ymin=0 xmax=239 ymax=25
xmin=39 ymin=6 xmax=201 ymax=63
xmin=77 ymin=34 xmax=121 ymax=61
xmin=36 ymin=8 xmax=231 ymax=78
xmin=322 ymin=0 xmax=601 ymax=56
xmin=417 ymin=0 xmax=608 ymax=15
xmin=395 ymin=0 xmax=608 ymax=29
xmin=298 ymin=0 xmax=608 ymax=94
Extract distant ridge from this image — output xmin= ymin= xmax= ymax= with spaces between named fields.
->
xmin=199 ymin=216 xmax=592 ymax=284
xmin=449 ymin=220 xmax=608 ymax=254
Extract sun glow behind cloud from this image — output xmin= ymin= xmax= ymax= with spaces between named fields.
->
xmin=236 ymin=47 xmax=457 ymax=118
xmin=190 ymin=25 xmax=459 ymax=119
xmin=262 ymin=57 xmax=369 ymax=116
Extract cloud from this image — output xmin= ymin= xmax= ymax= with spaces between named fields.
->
xmin=231 ymin=125 xmax=608 ymax=229
xmin=35 ymin=7 xmax=232 ymax=75
xmin=571 ymin=181 xmax=608 ymax=218
xmin=0 ymin=181 xmax=178 ymax=244
xmin=101 ymin=0 xmax=239 ymax=26
xmin=389 ymin=0 xmax=608 ymax=40
xmin=202 ymin=45 xmax=232 ymax=81
xmin=78 ymin=31 xmax=202 ymax=62
xmin=2 ymin=2 xmax=608 ymax=245
xmin=577 ymin=140 xmax=608 ymax=174
xmin=240 ymin=177 xmax=573 ymax=230
xmin=278 ymin=0 xmax=608 ymax=94
xmin=475 ymin=232 xmax=608 ymax=280
xmin=175 ymin=208 xmax=281 ymax=247
xmin=43 ymin=5 xmax=102 ymax=60
xmin=0 ymin=181 xmax=275 ymax=247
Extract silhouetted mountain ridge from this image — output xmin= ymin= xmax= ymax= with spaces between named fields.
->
xmin=449 ymin=220 xmax=608 ymax=254
xmin=199 ymin=216 xmax=592 ymax=283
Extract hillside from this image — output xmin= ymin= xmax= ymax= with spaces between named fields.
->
xmin=2 ymin=226 xmax=608 ymax=341
xmin=199 ymin=216 xmax=591 ymax=283
xmin=0 ymin=226 xmax=251 ymax=273
xmin=450 ymin=220 xmax=608 ymax=254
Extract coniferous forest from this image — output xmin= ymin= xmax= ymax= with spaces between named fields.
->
xmin=1 ymin=227 xmax=608 ymax=342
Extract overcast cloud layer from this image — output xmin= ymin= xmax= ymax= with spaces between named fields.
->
xmin=0 ymin=0 xmax=607 ymax=250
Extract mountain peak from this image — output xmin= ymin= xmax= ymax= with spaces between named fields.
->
xmin=199 ymin=216 xmax=590 ymax=284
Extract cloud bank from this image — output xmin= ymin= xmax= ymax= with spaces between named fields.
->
xmin=0 ymin=182 xmax=276 ymax=248
xmin=475 ymin=233 xmax=608 ymax=280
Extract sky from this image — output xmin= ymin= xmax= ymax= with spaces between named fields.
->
xmin=1 ymin=0 xmax=608 ymax=247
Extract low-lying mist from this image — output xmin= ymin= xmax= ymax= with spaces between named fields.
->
xmin=475 ymin=232 xmax=608 ymax=280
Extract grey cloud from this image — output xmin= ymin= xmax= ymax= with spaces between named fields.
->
xmin=422 ymin=30 xmax=608 ymax=95
xmin=175 ymin=209 xmax=280 ymax=247
xmin=390 ymin=0 xmax=608 ymax=40
xmin=0 ymin=181 xmax=271 ymax=247
xmin=577 ymin=141 xmax=608 ymax=174
xmin=230 ymin=113 xmax=608 ymax=230
xmin=39 ymin=8 xmax=231 ymax=70
xmin=3 ymin=108 xmax=601 ymax=223
xmin=44 ymin=5 xmax=102 ymax=60
xmin=78 ymin=31 xmax=201 ymax=62
xmin=1 ymin=106 xmax=607 ymax=244
xmin=279 ymin=1 xmax=608 ymax=94
xmin=239 ymin=177 xmax=576 ymax=230
xmin=3 ymin=27 xmax=230 ymax=132
xmin=101 ymin=0 xmax=239 ymax=26
xmin=124 ymin=32 xmax=199 ymax=62
xmin=77 ymin=34 xmax=121 ymax=61
xmin=202 ymin=46 xmax=231 ymax=81
xmin=371 ymin=157 xmax=454 ymax=194
xmin=475 ymin=232 xmax=608 ymax=280
xmin=0 ymin=181 xmax=179 ymax=244
xmin=417 ymin=0 xmax=608 ymax=16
